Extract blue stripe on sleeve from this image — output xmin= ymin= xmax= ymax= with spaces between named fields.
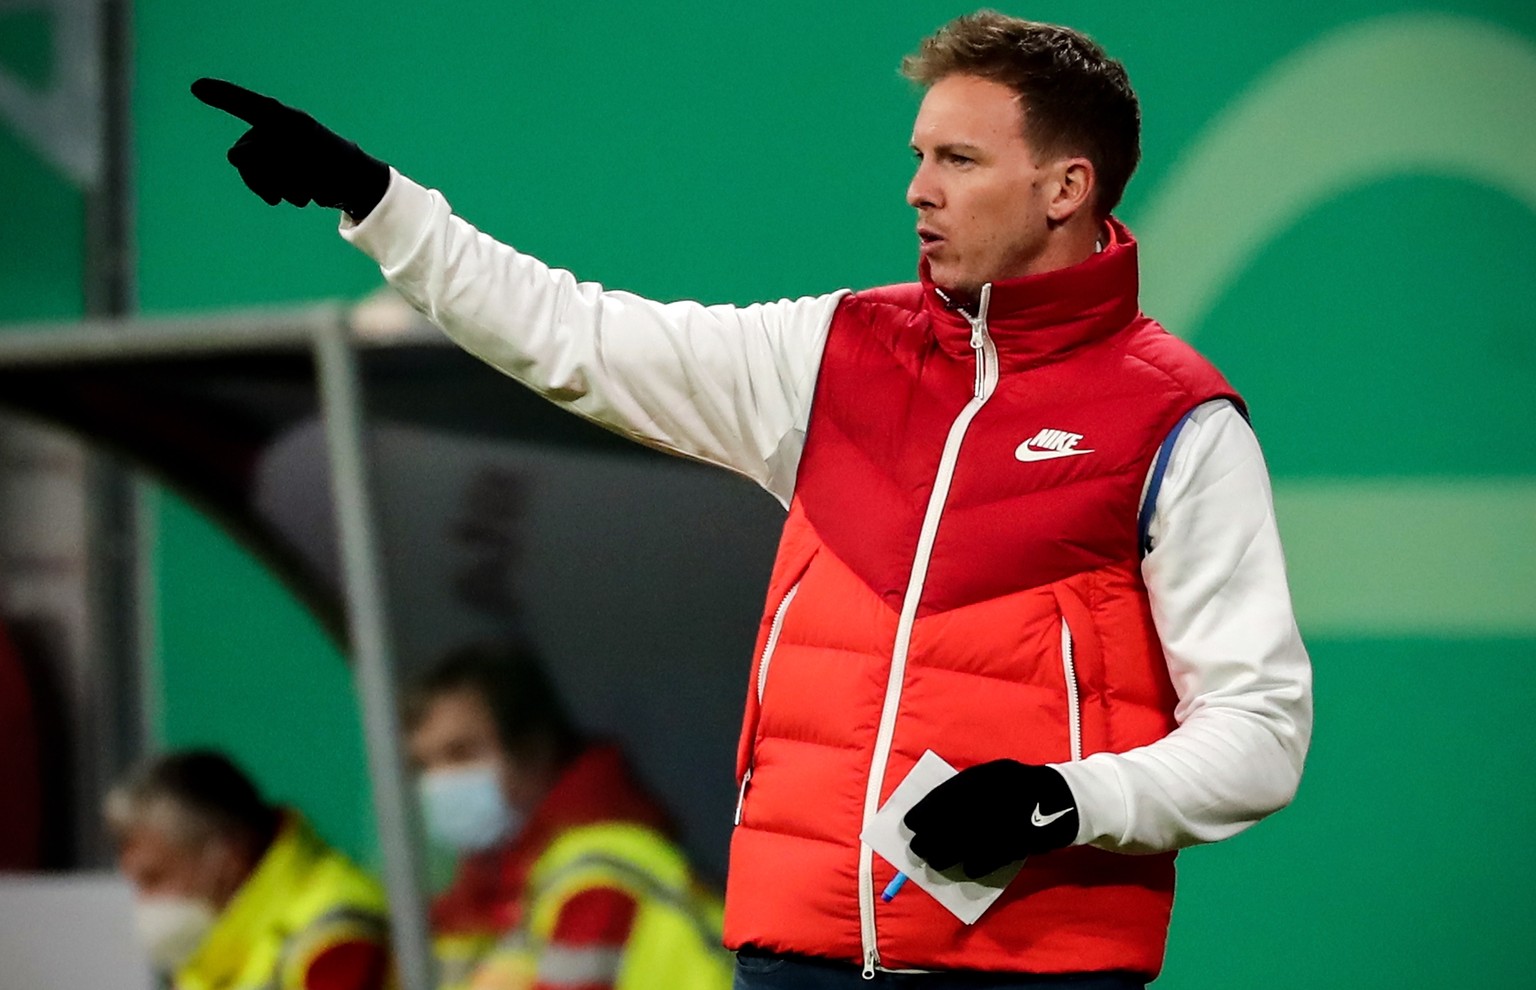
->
xmin=1138 ymin=408 xmax=1198 ymax=557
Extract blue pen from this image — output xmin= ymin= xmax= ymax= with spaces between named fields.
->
xmin=880 ymin=872 xmax=910 ymax=902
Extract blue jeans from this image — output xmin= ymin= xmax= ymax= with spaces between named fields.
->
xmin=732 ymin=951 xmax=1148 ymax=990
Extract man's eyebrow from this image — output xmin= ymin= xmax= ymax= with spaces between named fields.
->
xmin=910 ymin=141 xmax=986 ymax=157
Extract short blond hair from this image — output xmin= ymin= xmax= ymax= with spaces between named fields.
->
xmin=105 ymin=750 xmax=277 ymax=849
xmin=902 ymin=10 xmax=1141 ymax=215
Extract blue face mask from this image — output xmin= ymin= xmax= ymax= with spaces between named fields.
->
xmin=418 ymin=763 xmax=523 ymax=853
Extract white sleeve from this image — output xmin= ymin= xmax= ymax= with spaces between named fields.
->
xmin=339 ymin=169 xmax=844 ymax=505
xmin=1051 ymin=399 xmax=1314 ymax=853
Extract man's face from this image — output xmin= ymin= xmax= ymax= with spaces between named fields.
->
xmin=907 ymin=73 xmax=1062 ymax=297
xmin=116 ymin=819 xmax=236 ymax=906
xmin=409 ymin=686 xmax=560 ymax=830
xmin=407 ymin=688 xmax=505 ymax=772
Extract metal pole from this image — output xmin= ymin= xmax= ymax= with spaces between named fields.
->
xmin=80 ymin=0 xmax=144 ymax=867
xmin=313 ymin=321 xmax=436 ymax=990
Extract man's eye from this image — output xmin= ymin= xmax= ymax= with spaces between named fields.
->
xmin=948 ymin=154 xmax=974 ymax=166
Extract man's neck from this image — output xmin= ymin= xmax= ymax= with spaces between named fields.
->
xmin=1020 ymin=218 xmax=1105 ymax=278
xmin=940 ymin=220 xmax=1107 ymax=307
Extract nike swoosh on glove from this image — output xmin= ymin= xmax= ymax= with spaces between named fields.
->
xmin=191 ymin=77 xmax=391 ymax=220
xmin=903 ymin=759 xmax=1078 ymax=879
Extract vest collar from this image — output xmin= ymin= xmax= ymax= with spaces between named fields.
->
xmin=920 ymin=218 xmax=1142 ymax=371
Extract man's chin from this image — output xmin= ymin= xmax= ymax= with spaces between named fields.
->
xmin=930 ymin=269 xmax=982 ymax=303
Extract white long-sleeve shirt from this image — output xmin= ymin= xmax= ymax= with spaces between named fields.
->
xmin=341 ymin=170 xmax=1313 ymax=854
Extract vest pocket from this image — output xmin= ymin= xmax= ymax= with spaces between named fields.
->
xmin=756 ymin=583 xmax=801 ymax=708
xmin=1060 ymin=617 xmax=1083 ymax=762
xmin=735 ymin=580 xmax=802 ymax=826
xmin=1052 ymin=582 xmax=1107 ymax=759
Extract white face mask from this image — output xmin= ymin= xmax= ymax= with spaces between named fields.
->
xmin=418 ymin=762 xmax=524 ymax=854
xmin=133 ymin=895 xmax=217 ymax=973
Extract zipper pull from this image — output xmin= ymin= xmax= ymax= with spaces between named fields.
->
xmin=970 ymin=283 xmax=994 ymax=350
xmin=733 ymin=767 xmax=752 ymax=826
xmin=970 ymin=317 xmax=987 ymax=398
xmin=862 ymin=947 xmax=877 ymax=980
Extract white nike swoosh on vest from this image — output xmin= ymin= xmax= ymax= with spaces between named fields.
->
xmin=1031 ymin=804 xmax=1072 ymax=827
xmin=1014 ymin=443 xmax=1096 ymax=462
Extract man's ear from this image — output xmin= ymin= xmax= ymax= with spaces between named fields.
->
xmin=1045 ymin=156 xmax=1096 ymax=225
xmin=199 ymin=835 xmax=249 ymax=906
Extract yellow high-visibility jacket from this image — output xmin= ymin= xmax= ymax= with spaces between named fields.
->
xmin=462 ymin=823 xmax=730 ymax=990
xmin=176 ymin=812 xmax=390 ymax=990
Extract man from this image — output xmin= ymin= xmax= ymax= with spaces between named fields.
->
xmin=405 ymin=643 xmax=731 ymax=990
xmin=193 ymin=10 xmax=1313 ymax=987
xmin=106 ymin=750 xmax=390 ymax=990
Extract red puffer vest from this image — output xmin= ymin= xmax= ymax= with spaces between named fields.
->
xmin=722 ymin=221 xmax=1242 ymax=977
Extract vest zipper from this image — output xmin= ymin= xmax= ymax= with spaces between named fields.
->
xmin=1060 ymin=618 xmax=1083 ymax=762
xmin=733 ymin=768 xmax=751 ymax=826
xmin=735 ymin=581 xmax=801 ymax=826
xmin=757 ymin=583 xmax=800 ymax=704
xmin=858 ymin=284 xmax=996 ymax=975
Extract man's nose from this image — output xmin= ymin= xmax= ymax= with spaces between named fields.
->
xmin=907 ymin=165 xmax=941 ymax=210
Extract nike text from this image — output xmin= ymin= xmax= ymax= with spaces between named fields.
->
xmin=1015 ymin=428 xmax=1095 ymax=463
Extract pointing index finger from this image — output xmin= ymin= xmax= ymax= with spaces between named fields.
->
xmin=191 ymin=78 xmax=287 ymax=125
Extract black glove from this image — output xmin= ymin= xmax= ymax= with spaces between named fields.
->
xmin=903 ymin=759 xmax=1078 ymax=879
xmin=191 ymin=78 xmax=390 ymax=220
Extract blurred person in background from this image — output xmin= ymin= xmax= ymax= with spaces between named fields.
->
xmin=106 ymin=750 xmax=391 ymax=990
xmin=406 ymin=643 xmax=730 ymax=990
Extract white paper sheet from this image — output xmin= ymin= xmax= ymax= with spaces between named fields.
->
xmin=859 ymin=749 xmax=1024 ymax=925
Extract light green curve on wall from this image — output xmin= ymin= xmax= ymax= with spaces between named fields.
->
xmin=1134 ymin=13 xmax=1536 ymax=337
xmin=1273 ymin=479 xmax=1536 ymax=637
xmin=1132 ymin=15 xmax=1536 ymax=638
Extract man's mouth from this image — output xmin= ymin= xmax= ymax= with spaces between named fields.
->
xmin=918 ymin=227 xmax=945 ymax=254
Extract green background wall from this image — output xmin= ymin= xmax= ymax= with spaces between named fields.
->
xmin=5 ymin=0 xmax=1534 ymax=985
xmin=0 ymin=4 xmax=81 ymax=323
